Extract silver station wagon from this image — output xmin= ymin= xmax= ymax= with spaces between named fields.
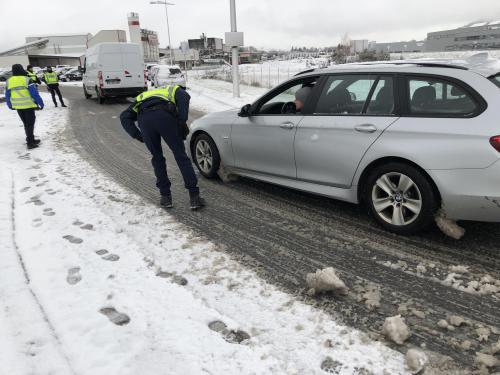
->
xmin=188 ymin=58 xmax=500 ymax=234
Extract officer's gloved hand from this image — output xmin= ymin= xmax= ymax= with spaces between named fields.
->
xmin=38 ymin=105 xmax=44 ymax=110
xmin=135 ymin=133 xmax=144 ymax=143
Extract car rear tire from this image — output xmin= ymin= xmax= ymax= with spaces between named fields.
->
xmin=193 ymin=134 xmax=220 ymax=179
xmin=83 ymin=86 xmax=91 ymax=99
xmin=364 ymin=162 xmax=438 ymax=235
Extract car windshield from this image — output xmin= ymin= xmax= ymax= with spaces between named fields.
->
xmin=489 ymin=74 xmax=500 ymax=88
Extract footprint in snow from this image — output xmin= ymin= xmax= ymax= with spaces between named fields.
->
xmin=156 ymin=270 xmax=188 ymax=286
xmin=99 ymin=307 xmax=130 ymax=326
xmin=29 ymin=176 xmax=38 ymax=182
xmin=208 ymin=321 xmax=250 ymax=344
xmin=95 ymin=249 xmax=120 ymax=261
xmin=43 ymin=208 xmax=55 ymax=216
xmin=20 ymin=187 xmax=30 ymax=193
xmin=320 ymin=357 xmax=343 ymax=374
xmin=18 ymin=153 xmax=31 ymax=160
xmin=72 ymin=220 xmax=84 ymax=226
xmin=66 ymin=267 xmax=82 ymax=285
xmin=63 ymin=235 xmax=83 ymax=244
xmin=45 ymin=188 xmax=57 ymax=195
xmin=80 ymin=224 xmax=94 ymax=230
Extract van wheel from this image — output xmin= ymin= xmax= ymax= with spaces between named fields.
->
xmin=364 ymin=162 xmax=438 ymax=235
xmin=96 ymin=87 xmax=105 ymax=104
xmin=83 ymin=86 xmax=91 ymax=99
xmin=193 ymin=134 xmax=220 ymax=178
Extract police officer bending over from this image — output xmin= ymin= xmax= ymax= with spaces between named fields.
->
xmin=120 ymin=85 xmax=205 ymax=210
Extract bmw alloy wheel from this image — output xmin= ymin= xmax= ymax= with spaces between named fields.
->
xmin=371 ymin=172 xmax=422 ymax=226
xmin=195 ymin=140 xmax=213 ymax=174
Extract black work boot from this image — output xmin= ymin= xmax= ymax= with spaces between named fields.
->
xmin=62 ymin=103 xmax=67 ymax=107
xmin=160 ymin=194 xmax=173 ymax=208
xmin=34 ymin=139 xmax=41 ymax=145
xmin=189 ymin=192 xmax=205 ymax=210
xmin=27 ymin=142 xmax=39 ymax=150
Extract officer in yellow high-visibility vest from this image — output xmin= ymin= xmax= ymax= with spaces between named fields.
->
xmin=6 ymin=64 xmax=45 ymax=149
xmin=26 ymin=65 xmax=41 ymax=85
xmin=120 ymin=85 xmax=205 ymax=210
xmin=43 ymin=67 xmax=66 ymax=107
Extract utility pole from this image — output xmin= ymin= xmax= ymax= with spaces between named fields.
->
xmin=229 ymin=0 xmax=240 ymax=97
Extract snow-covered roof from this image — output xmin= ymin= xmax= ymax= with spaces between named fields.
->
xmin=0 ymin=38 xmax=49 ymax=56
xmin=463 ymin=20 xmax=500 ymax=28
xmin=312 ymin=53 xmax=500 ymax=78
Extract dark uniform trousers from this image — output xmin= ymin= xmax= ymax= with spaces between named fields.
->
xmin=48 ymin=84 xmax=64 ymax=106
xmin=17 ymin=109 xmax=36 ymax=143
xmin=138 ymin=109 xmax=199 ymax=196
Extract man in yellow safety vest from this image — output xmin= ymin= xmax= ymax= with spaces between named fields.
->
xmin=120 ymin=85 xmax=205 ymax=210
xmin=43 ymin=67 xmax=66 ymax=107
xmin=27 ymin=65 xmax=41 ymax=85
xmin=6 ymin=64 xmax=45 ymax=149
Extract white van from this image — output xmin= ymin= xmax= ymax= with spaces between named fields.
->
xmin=82 ymin=43 xmax=146 ymax=103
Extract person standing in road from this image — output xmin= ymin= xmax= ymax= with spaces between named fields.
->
xmin=5 ymin=64 xmax=44 ymax=149
xmin=43 ymin=67 xmax=66 ymax=107
xmin=26 ymin=65 xmax=41 ymax=85
xmin=119 ymin=85 xmax=205 ymax=210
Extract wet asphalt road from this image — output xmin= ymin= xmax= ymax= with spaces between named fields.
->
xmin=62 ymin=85 xmax=499 ymax=371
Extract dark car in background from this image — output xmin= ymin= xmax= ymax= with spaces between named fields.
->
xmin=60 ymin=68 xmax=83 ymax=81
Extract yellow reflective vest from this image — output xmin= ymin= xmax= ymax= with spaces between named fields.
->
xmin=133 ymin=85 xmax=179 ymax=112
xmin=43 ymin=71 xmax=58 ymax=85
xmin=7 ymin=76 xmax=37 ymax=110
xmin=27 ymin=71 xmax=38 ymax=84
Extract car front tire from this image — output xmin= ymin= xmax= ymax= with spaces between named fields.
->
xmin=364 ymin=162 xmax=438 ymax=235
xmin=193 ymin=134 xmax=221 ymax=179
xmin=83 ymin=85 xmax=91 ymax=99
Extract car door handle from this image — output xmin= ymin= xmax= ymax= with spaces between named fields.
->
xmin=280 ymin=122 xmax=295 ymax=130
xmin=355 ymin=124 xmax=378 ymax=133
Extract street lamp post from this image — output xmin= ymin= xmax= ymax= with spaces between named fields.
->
xmin=150 ymin=1 xmax=175 ymax=65
xmin=229 ymin=0 xmax=240 ymax=97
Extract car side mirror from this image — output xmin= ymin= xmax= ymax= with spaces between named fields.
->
xmin=238 ymin=104 xmax=252 ymax=117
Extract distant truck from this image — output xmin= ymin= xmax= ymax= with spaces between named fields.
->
xmin=82 ymin=43 xmax=146 ymax=104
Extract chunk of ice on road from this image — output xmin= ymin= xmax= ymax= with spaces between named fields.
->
xmin=405 ymin=348 xmax=427 ymax=374
xmin=475 ymin=352 xmax=499 ymax=368
xmin=435 ymin=209 xmax=465 ymax=240
xmin=382 ymin=315 xmax=411 ymax=345
xmin=305 ymin=267 xmax=348 ymax=296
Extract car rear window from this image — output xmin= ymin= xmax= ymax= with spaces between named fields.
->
xmin=489 ymin=74 xmax=500 ymax=88
xmin=406 ymin=76 xmax=479 ymax=117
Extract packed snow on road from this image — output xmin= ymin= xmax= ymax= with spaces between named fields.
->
xmin=0 ymin=94 xmax=411 ymax=374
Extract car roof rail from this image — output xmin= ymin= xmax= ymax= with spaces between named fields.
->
xmin=356 ymin=61 xmax=469 ymax=70
xmin=294 ymin=68 xmax=316 ymax=76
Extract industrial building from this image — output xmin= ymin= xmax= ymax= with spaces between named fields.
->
xmin=350 ymin=40 xmax=369 ymax=54
xmin=0 ymin=33 xmax=91 ymax=67
xmin=369 ymin=40 xmax=426 ymax=54
xmin=0 ymin=12 xmax=160 ymax=68
xmin=426 ymin=20 xmax=500 ymax=51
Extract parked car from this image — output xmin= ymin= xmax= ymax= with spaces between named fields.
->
xmin=0 ymin=70 xmax=12 ymax=82
xmin=60 ymin=68 xmax=82 ymax=81
xmin=145 ymin=63 xmax=158 ymax=81
xmin=153 ymin=65 xmax=186 ymax=88
xmin=0 ymin=81 xmax=5 ymax=99
xmin=187 ymin=59 xmax=500 ymax=234
xmin=82 ymin=42 xmax=147 ymax=104
xmin=57 ymin=66 xmax=75 ymax=78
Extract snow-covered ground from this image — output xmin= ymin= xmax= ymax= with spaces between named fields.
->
xmin=0 ymin=94 xmax=410 ymax=374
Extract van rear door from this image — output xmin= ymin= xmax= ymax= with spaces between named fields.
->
xmin=120 ymin=44 xmax=144 ymax=88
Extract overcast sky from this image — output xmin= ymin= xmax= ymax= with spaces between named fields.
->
xmin=1 ymin=0 xmax=499 ymax=52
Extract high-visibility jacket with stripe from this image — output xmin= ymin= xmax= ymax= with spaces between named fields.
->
xmin=27 ymin=71 xmax=38 ymax=84
xmin=7 ymin=76 xmax=38 ymax=110
xmin=43 ymin=71 xmax=58 ymax=85
xmin=133 ymin=85 xmax=179 ymax=113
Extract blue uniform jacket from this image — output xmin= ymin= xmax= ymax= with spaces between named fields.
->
xmin=5 ymin=77 xmax=44 ymax=110
xmin=120 ymin=87 xmax=191 ymax=140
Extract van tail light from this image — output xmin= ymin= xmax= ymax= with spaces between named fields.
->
xmin=490 ymin=135 xmax=500 ymax=152
xmin=124 ymin=70 xmax=130 ymax=75
xmin=98 ymin=71 xmax=103 ymax=88
xmin=144 ymin=70 xmax=147 ymax=86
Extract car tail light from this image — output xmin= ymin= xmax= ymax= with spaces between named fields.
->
xmin=124 ymin=70 xmax=130 ymax=75
xmin=98 ymin=71 xmax=103 ymax=88
xmin=490 ymin=135 xmax=500 ymax=152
